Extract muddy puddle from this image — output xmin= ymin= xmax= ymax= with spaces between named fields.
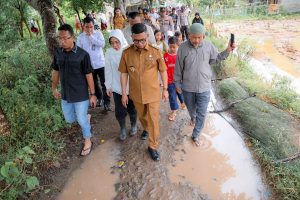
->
xmin=57 ymin=140 xmax=120 ymax=200
xmin=168 ymin=114 xmax=269 ymax=200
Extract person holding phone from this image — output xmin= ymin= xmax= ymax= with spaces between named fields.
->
xmin=174 ymin=23 xmax=235 ymax=146
xmin=51 ymin=24 xmax=96 ymax=156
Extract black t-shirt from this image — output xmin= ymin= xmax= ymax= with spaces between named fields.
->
xmin=51 ymin=44 xmax=93 ymax=103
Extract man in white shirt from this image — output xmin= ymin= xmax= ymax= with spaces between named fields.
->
xmin=122 ymin=12 xmax=156 ymax=45
xmin=77 ymin=16 xmax=111 ymax=111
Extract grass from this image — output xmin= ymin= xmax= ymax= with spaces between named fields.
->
xmin=0 ymin=37 xmax=67 ymax=199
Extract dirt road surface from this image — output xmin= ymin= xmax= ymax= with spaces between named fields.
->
xmin=53 ymin=95 xmax=269 ymax=200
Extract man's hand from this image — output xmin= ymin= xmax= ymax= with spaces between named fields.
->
xmin=90 ymin=95 xmax=97 ymax=108
xmin=106 ymin=89 xmax=113 ymax=97
xmin=122 ymin=94 xmax=128 ymax=108
xmin=52 ymin=89 xmax=61 ymax=99
xmin=162 ymin=89 xmax=169 ymax=101
xmin=176 ymin=87 xmax=182 ymax=94
xmin=227 ymin=41 xmax=236 ymax=52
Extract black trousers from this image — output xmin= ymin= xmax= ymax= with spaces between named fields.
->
xmin=93 ymin=68 xmax=110 ymax=105
xmin=113 ymin=92 xmax=136 ymax=121
xmin=180 ymin=25 xmax=189 ymax=41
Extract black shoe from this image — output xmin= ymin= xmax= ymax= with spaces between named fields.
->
xmin=141 ymin=130 xmax=148 ymax=140
xmin=104 ymin=104 xmax=112 ymax=111
xmin=148 ymin=147 xmax=160 ymax=161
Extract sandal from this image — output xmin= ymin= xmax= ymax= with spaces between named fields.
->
xmin=80 ymin=142 xmax=93 ymax=156
xmin=168 ymin=112 xmax=177 ymax=121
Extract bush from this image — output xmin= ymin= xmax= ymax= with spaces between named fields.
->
xmin=0 ymin=38 xmax=66 ymax=199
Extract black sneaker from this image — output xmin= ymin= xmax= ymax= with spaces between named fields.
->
xmin=148 ymin=147 xmax=160 ymax=161
xmin=141 ymin=130 xmax=148 ymax=140
xmin=104 ymin=104 xmax=112 ymax=111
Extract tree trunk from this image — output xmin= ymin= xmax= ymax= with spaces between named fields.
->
xmin=21 ymin=11 xmax=32 ymax=38
xmin=74 ymin=8 xmax=82 ymax=32
xmin=25 ymin=0 xmax=58 ymax=57
xmin=23 ymin=19 xmax=32 ymax=38
xmin=36 ymin=19 xmax=42 ymax=35
xmin=114 ymin=0 xmax=126 ymax=15
xmin=19 ymin=19 xmax=24 ymax=38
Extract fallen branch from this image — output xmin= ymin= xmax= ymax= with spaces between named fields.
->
xmin=272 ymin=152 xmax=300 ymax=164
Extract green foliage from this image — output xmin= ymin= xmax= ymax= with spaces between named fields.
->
xmin=68 ymin=0 xmax=105 ymax=14
xmin=0 ymin=37 xmax=67 ymax=199
xmin=0 ymin=146 xmax=39 ymax=199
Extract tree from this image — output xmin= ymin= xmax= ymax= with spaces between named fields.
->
xmin=25 ymin=0 xmax=59 ymax=56
xmin=12 ymin=0 xmax=32 ymax=38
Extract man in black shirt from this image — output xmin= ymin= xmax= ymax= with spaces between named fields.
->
xmin=51 ymin=24 xmax=97 ymax=156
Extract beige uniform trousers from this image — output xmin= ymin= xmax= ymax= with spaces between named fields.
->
xmin=133 ymin=101 xmax=160 ymax=149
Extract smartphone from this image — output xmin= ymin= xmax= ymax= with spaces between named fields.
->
xmin=230 ymin=33 xmax=235 ymax=47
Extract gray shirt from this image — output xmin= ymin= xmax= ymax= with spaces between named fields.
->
xmin=174 ymin=40 xmax=229 ymax=93
xmin=122 ymin=24 xmax=156 ymax=45
xmin=178 ymin=10 xmax=189 ymax=26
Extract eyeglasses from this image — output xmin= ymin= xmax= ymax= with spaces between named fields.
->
xmin=133 ymin=39 xmax=147 ymax=44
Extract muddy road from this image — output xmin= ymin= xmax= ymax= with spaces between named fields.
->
xmin=44 ymin=94 xmax=269 ymax=200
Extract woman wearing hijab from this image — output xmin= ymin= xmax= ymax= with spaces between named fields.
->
xmin=105 ymin=30 xmax=137 ymax=141
xmin=192 ymin=12 xmax=204 ymax=25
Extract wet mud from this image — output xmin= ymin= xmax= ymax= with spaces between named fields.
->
xmin=54 ymin=99 xmax=268 ymax=200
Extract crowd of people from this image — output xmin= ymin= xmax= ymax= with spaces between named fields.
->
xmin=52 ymin=5 xmax=235 ymax=161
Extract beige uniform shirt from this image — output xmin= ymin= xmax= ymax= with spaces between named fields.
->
xmin=119 ymin=44 xmax=166 ymax=104
xmin=113 ymin=15 xmax=125 ymax=29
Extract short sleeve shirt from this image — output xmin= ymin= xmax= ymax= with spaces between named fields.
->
xmin=118 ymin=44 xmax=166 ymax=104
xmin=51 ymin=44 xmax=93 ymax=103
xmin=164 ymin=52 xmax=177 ymax=84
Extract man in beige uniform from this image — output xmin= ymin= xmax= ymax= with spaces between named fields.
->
xmin=119 ymin=23 xmax=168 ymax=161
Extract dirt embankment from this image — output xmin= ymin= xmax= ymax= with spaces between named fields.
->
xmin=214 ymin=19 xmax=300 ymax=77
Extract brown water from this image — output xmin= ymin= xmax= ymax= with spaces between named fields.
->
xmin=253 ymin=39 xmax=300 ymax=77
xmin=57 ymin=141 xmax=120 ymax=200
xmin=168 ymin=114 xmax=268 ymax=200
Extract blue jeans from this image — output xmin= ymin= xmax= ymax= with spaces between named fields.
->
xmin=61 ymin=100 xmax=91 ymax=139
xmin=183 ymin=90 xmax=210 ymax=138
xmin=168 ymin=83 xmax=185 ymax=110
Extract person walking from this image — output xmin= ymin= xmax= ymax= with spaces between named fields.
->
xmin=119 ymin=23 xmax=169 ymax=161
xmin=77 ymin=17 xmax=111 ymax=110
xmin=157 ymin=7 xmax=174 ymax=44
xmin=174 ymin=23 xmax=235 ymax=146
xmin=51 ymin=24 xmax=96 ymax=156
xmin=122 ymin=12 xmax=156 ymax=45
xmin=192 ymin=12 xmax=204 ymax=25
xmin=143 ymin=8 xmax=160 ymax=31
xmin=113 ymin=7 xmax=126 ymax=29
xmin=105 ymin=29 xmax=137 ymax=141
xmin=164 ymin=36 xmax=185 ymax=121
xmin=177 ymin=6 xmax=189 ymax=41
